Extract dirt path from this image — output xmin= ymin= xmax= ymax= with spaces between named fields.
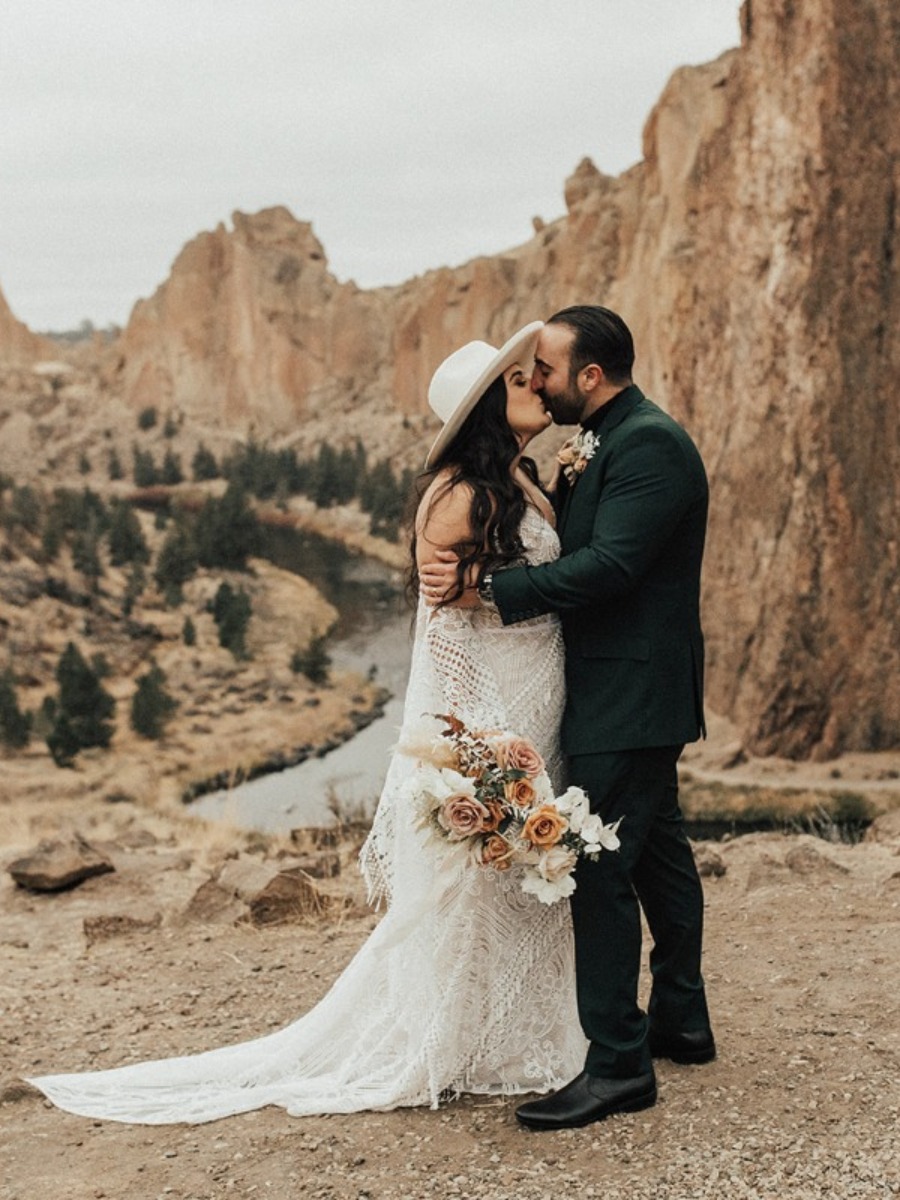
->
xmin=2 ymin=785 xmax=899 ymax=1200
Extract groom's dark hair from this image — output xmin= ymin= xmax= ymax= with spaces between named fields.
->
xmin=548 ymin=305 xmax=635 ymax=385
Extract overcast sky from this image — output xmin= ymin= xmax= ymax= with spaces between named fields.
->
xmin=0 ymin=1 xmax=740 ymax=332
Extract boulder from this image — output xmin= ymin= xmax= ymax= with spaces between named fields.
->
xmin=784 ymin=842 xmax=850 ymax=877
xmin=8 ymin=834 xmax=115 ymax=892
xmin=864 ymin=810 xmax=900 ymax=848
xmin=185 ymin=855 xmax=332 ymax=927
xmin=693 ymin=844 xmax=727 ymax=878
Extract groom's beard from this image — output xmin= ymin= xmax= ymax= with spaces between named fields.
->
xmin=538 ymin=380 xmax=586 ymax=426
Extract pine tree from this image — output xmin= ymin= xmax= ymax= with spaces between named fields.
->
xmin=46 ymin=710 xmax=81 ymax=767
xmin=108 ymin=447 xmax=124 ymax=481
xmin=290 ymin=634 xmax=331 ymax=685
xmin=41 ymin=511 xmax=64 ymax=561
xmin=161 ymin=448 xmax=184 ymax=485
xmin=8 ymin=485 xmax=42 ymax=535
xmin=153 ymin=523 xmax=197 ymax=604
xmin=311 ymin=443 xmax=341 ymax=507
xmin=0 ymin=670 xmax=31 ymax=749
xmin=194 ymin=484 xmax=260 ymax=571
xmin=130 ymin=662 xmax=177 ymax=739
xmin=71 ymin=518 xmax=104 ymax=589
xmin=182 ymin=616 xmax=197 ymax=646
xmin=46 ymin=642 xmax=116 ymax=766
xmin=192 ymin=443 xmax=219 ymax=481
xmin=212 ymin=582 xmax=252 ymax=659
xmin=46 ymin=486 xmax=107 ymax=537
xmin=107 ymin=501 xmax=150 ymax=567
xmin=122 ymin=563 xmax=146 ymax=617
xmin=361 ymin=458 xmax=408 ymax=541
xmin=133 ymin=444 xmax=159 ymax=487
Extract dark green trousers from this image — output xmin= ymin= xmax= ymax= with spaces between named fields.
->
xmin=568 ymin=745 xmax=710 ymax=1078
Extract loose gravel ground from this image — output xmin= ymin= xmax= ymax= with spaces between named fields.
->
xmin=2 ymin=812 xmax=899 ymax=1200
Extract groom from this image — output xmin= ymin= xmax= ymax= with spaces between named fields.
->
xmin=423 ymin=305 xmax=715 ymax=1129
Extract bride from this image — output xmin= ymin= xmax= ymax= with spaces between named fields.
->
xmin=28 ymin=321 xmax=586 ymax=1124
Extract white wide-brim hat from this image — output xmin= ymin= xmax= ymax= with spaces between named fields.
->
xmin=424 ymin=320 xmax=544 ymax=468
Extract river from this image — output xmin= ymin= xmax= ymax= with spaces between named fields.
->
xmin=188 ymin=525 xmax=413 ymax=832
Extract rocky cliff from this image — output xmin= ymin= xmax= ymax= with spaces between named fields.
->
xmin=0 ymin=283 xmax=53 ymax=365
xmin=2 ymin=0 xmax=898 ymax=760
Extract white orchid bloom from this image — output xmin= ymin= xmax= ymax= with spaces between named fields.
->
xmin=432 ymin=765 xmax=476 ymax=800
xmin=521 ymin=868 xmax=577 ymax=905
xmin=531 ymin=772 xmax=555 ymax=805
xmin=554 ymin=786 xmax=590 ymax=833
xmin=579 ymin=814 xmax=622 ymax=852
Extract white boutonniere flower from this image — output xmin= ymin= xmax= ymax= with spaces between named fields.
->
xmin=557 ymin=429 xmax=600 ymax=485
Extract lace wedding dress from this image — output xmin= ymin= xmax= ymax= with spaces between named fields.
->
xmin=29 ymin=508 xmax=585 ymax=1124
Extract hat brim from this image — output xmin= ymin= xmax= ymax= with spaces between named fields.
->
xmin=424 ymin=320 xmax=544 ymax=468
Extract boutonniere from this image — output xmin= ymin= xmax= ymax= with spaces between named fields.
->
xmin=557 ymin=429 xmax=600 ymax=485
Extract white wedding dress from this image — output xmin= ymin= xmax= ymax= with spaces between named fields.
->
xmin=29 ymin=508 xmax=585 ymax=1124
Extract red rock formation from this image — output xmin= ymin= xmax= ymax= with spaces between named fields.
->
xmin=3 ymin=0 xmax=898 ymax=759
xmin=0 ymin=283 xmax=53 ymax=364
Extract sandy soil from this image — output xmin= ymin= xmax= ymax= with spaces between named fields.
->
xmin=2 ymin=741 xmax=900 ymax=1200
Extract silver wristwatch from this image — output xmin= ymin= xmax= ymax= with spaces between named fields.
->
xmin=477 ymin=572 xmax=495 ymax=605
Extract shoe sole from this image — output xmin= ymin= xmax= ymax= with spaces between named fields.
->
xmin=515 ymin=1088 xmax=658 ymax=1131
xmin=651 ymin=1047 xmax=716 ymax=1065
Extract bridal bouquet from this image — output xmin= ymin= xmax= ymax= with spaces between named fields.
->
xmin=401 ymin=714 xmax=621 ymax=905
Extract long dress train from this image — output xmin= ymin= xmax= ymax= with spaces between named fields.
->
xmin=28 ymin=509 xmax=585 ymax=1124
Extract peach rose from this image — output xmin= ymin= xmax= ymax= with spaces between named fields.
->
xmin=504 ymin=777 xmax=538 ymax=807
xmin=495 ymin=737 xmax=545 ymax=779
xmin=480 ymin=834 xmax=513 ymax=871
xmin=481 ymin=800 xmax=505 ymax=833
xmin=438 ymin=793 xmax=491 ymax=840
xmin=522 ymin=805 xmax=569 ymax=848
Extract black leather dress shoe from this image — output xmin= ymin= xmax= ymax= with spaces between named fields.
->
xmin=648 ymin=1027 xmax=716 ymax=1064
xmin=515 ymin=1070 xmax=657 ymax=1131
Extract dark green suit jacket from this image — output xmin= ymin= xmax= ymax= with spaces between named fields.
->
xmin=493 ymin=385 xmax=707 ymax=756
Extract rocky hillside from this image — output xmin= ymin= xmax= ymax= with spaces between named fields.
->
xmin=1 ymin=0 xmax=897 ymax=761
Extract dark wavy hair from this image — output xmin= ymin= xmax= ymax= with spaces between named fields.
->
xmin=548 ymin=305 xmax=635 ymax=385
xmin=408 ymin=374 xmax=544 ymax=605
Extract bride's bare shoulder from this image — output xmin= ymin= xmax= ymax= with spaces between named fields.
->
xmin=415 ymin=471 xmax=475 ymax=536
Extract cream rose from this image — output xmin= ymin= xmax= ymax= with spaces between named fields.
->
xmin=537 ymin=844 xmax=578 ymax=882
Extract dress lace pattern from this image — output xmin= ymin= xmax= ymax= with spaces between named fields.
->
xmin=28 ymin=508 xmax=585 ymax=1124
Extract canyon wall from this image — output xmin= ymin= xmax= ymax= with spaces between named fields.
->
xmin=3 ymin=0 xmax=898 ymax=758
xmin=0 ymin=284 xmax=53 ymax=365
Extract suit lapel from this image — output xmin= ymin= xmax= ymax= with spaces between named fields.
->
xmin=556 ymin=386 xmax=646 ymax=539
